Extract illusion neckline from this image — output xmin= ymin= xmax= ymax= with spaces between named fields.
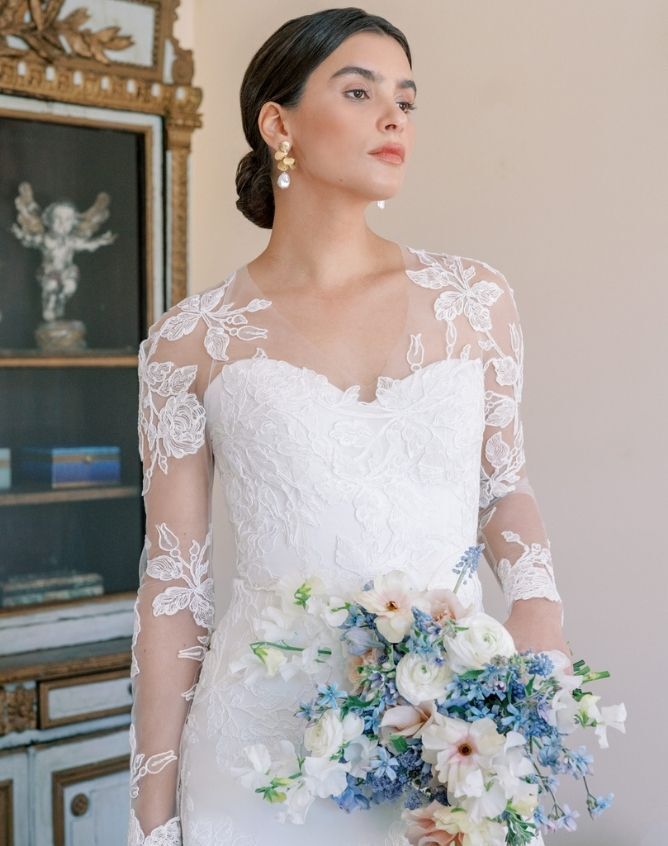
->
xmin=238 ymin=241 xmax=415 ymax=397
xmin=206 ymin=354 xmax=482 ymax=411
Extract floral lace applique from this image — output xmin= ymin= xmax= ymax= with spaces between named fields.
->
xmin=137 ymin=275 xmax=272 ymax=496
xmin=146 ymin=522 xmax=215 ymax=632
xmin=496 ymin=530 xmax=562 ymax=611
xmin=129 ymin=723 xmax=178 ymax=800
xmin=128 ymin=809 xmax=181 ymax=846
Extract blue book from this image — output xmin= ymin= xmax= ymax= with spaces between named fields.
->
xmin=18 ymin=446 xmax=121 ymax=488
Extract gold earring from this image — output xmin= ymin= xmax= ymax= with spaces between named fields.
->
xmin=275 ymin=140 xmax=296 ymax=189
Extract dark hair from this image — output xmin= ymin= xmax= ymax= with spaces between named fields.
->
xmin=235 ymin=7 xmax=412 ymax=229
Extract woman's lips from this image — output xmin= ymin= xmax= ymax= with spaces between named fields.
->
xmin=369 ymin=150 xmax=404 ymax=164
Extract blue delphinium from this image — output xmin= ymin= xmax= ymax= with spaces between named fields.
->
xmin=403 ymin=607 xmax=444 ymax=662
xmin=342 ymin=624 xmax=384 ymax=656
xmin=369 ymin=745 xmax=400 ymax=781
xmin=315 ymin=682 xmax=348 ymax=709
xmin=333 ymin=774 xmax=371 ymax=813
xmin=295 ymin=700 xmax=317 ymax=720
xmin=587 ymin=792 xmax=614 ymax=817
xmin=558 ymin=745 xmax=594 ymax=779
xmin=554 ymin=804 xmax=580 ymax=831
xmin=526 ymin=652 xmax=555 ymax=677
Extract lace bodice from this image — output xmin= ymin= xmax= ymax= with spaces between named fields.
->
xmin=127 ymin=244 xmax=563 ymax=844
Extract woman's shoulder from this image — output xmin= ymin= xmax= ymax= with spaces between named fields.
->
xmin=140 ymin=264 xmax=265 ymax=366
xmin=407 ymin=243 xmax=504 ymax=275
xmin=142 ymin=266 xmax=240 ymax=341
xmin=407 ymin=244 xmax=511 ymax=295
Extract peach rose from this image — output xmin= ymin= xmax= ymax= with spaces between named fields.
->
xmin=346 ymin=647 xmax=383 ymax=692
xmin=380 ymin=698 xmax=440 ymax=743
xmin=403 ymin=800 xmax=462 ymax=846
xmin=419 ymin=588 xmax=469 ymax=625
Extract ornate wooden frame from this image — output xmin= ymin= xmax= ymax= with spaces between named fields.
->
xmin=0 ymin=0 xmax=203 ymax=306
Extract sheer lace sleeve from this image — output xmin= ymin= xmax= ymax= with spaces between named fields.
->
xmin=475 ymin=264 xmax=564 ymax=625
xmin=128 ymin=306 xmax=215 ymax=846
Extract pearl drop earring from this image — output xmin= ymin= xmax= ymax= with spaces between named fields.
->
xmin=377 ymin=200 xmax=385 ymax=209
xmin=275 ymin=140 xmax=296 ymax=188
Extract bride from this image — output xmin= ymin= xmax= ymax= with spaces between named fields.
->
xmin=127 ymin=7 xmax=571 ymax=845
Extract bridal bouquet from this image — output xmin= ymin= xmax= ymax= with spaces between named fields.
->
xmin=231 ymin=546 xmax=626 ymax=845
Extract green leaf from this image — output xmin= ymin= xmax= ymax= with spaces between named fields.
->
xmin=390 ymin=734 xmax=409 ymax=754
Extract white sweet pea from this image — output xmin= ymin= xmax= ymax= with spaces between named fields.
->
xmin=302 ymin=756 xmax=350 ymax=798
xmin=487 ymin=731 xmax=538 ymax=819
xmin=256 ymin=603 xmax=301 ymax=642
xmin=395 ymin=653 xmax=452 ymax=707
xmin=444 ymin=611 xmax=516 ymax=672
xmin=457 ymin=777 xmax=507 ymax=823
xmin=231 ymin=743 xmax=273 ymax=792
xmin=594 ymin=702 xmax=627 ymax=749
xmin=295 ymin=642 xmax=329 ymax=676
xmin=343 ymin=734 xmax=379 ymax=778
xmin=509 ymin=779 xmax=539 ymax=818
xmin=272 ymin=739 xmax=302 ymax=776
xmin=305 ymin=591 xmax=349 ymax=627
xmin=264 ymin=645 xmax=290 ymax=677
xmin=275 ymin=781 xmax=315 ymax=825
xmin=303 ymin=709 xmax=344 ymax=758
xmin=322 ymin=596 xmax=349 ymax=627
xmin=545 ymin=668 xmax=580 ymax=734
xmin=228 ymin=650 xmax=276 ymax=685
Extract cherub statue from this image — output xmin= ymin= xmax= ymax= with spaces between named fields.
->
xmin=11 ymin=182 xmax=117 ymax=330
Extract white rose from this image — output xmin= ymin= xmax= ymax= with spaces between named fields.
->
xmin=341 ymin=711 xmax=365 ymax=742
xmin=303 ymin=709 xmax=344 ymax=758
xmin=444 ymin=612 xmax=516 ymax=672
xmin=396 ymin=653 xmax=452 ymax=707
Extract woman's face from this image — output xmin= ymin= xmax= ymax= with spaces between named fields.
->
xmin=267 ymin=31 xmax=417 ymax=204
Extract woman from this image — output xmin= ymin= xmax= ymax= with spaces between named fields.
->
xmin=128 ymin=8 xmax=571 ymax=845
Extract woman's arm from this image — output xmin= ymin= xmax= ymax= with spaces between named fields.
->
xmin=475 ymin=265 xmax=572 ymax=667
xmin=128 ymin=314 xmax=215 ymax=844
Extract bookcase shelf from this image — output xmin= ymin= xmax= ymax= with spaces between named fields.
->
xmin=0 ymin=484 xmax=140 ymax=507
xmin=0 ymin=350 xmax=138 ymax=368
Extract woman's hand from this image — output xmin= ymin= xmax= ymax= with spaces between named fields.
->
xmin=503 ymin=597 xmax=574 ymax=674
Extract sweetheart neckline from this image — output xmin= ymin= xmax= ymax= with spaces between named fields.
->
xmin=204 ymin=354 xmax=482 ymax=409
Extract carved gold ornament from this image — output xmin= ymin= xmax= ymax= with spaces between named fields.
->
xmin=0 ymin=0 xmax=134 ymax=64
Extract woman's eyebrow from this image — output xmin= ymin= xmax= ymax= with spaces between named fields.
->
xmin=329 ymin=65 xmax=417 ymax=95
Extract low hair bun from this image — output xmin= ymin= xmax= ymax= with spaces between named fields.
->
xmin=235 ymin=146 xmax=275 ymax=230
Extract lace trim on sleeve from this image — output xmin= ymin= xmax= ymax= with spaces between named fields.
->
xmin=128 ymin=809 xmax=182 ymax=846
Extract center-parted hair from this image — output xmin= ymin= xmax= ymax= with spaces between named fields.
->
xmin=235 ymin=7 xmax=412 ymax=229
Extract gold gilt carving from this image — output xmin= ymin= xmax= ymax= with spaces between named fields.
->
xmin=0 ymin=1 xmax=134 ymax=64
xmin=0 ymin=0 xmax=202 ymax=304
xmin=0 ymin=684 xmax=37 ymax=733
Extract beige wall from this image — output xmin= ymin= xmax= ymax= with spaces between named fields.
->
xmin=179 ymin=2 xmax=667 ymax=841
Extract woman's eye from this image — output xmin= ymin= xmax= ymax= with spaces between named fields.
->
xmin=345 ymin=88 xmax=369 ymax=100
xmin=345 ymin=90 xmax=417 ymax=113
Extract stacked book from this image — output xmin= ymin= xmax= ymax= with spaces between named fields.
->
xmin=0 ymin=569 xmax=105 ymax=607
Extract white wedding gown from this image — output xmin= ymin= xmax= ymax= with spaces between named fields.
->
xmin=127 ymin=243 xmax=562 ymax=845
